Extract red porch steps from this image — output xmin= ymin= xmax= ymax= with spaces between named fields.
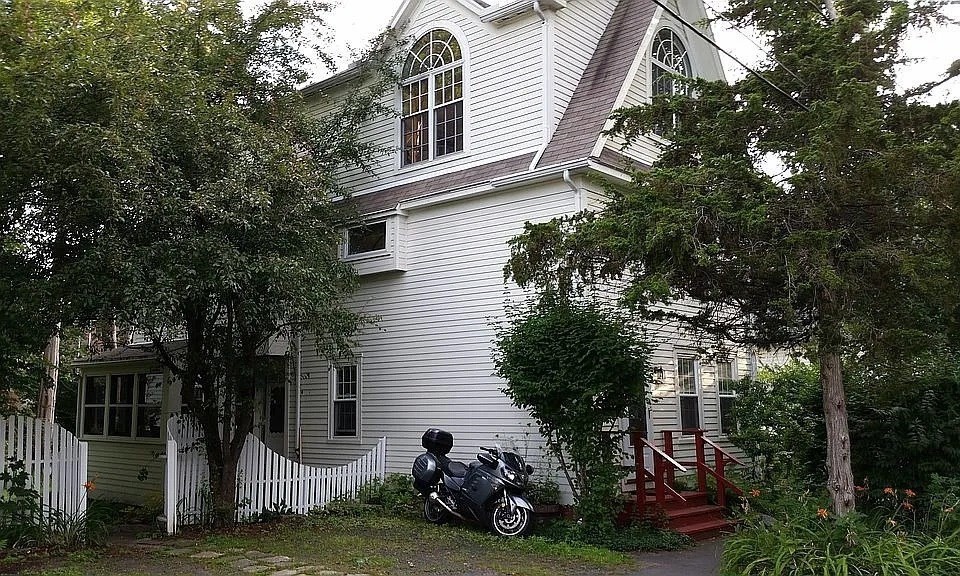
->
xmin=623 ymin=491 xmax=737 ymax=540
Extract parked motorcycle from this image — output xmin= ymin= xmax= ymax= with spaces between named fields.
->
xmin=412 ymin=428 xmax=535 ymax=537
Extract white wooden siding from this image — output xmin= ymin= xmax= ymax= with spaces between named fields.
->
xmin=86 ymin=439 xmax=164 ymax=503
xmin=296 ymin=182 xmax=576 ymax=477
xmin=306 ymin=0 xmax=545 ymax=197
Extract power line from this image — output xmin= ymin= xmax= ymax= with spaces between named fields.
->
xmin=701 ymin=0 xmax=808 ymax=90
xmin=650 ymin=0 xmax=811 ymax=111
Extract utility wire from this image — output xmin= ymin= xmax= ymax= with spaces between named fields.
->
xmin=650 ymin=0 xmax=811 ymax=111
xmin=701 ymin=0 xmax=808 ymax=90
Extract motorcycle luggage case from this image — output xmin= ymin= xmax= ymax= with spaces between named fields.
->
xmin=412 ymin=452 xmax=441 ymax=494
xmin=421 ymin=428 xmax=454 ymax=456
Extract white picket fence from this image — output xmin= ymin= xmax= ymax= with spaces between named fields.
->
xmin=165 ymin=417 xmax=387 ymax=534
xmin=0 ymin=415 xmax=88 ymax=519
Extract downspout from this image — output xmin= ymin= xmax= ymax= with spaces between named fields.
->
xmin=529 ymin=1 xmax=555 ymax=170
xmin=294 ymin=332 xmax=303 ymax=462
xmin=564 ymin=169 xmax=584 ymax=212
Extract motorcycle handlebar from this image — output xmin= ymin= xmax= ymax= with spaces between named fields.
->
xmin=479 ymin=446 xmax=498 ymax=454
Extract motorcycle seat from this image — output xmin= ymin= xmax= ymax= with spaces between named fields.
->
xmin=443 ymin=459 xmax=469 ymax=478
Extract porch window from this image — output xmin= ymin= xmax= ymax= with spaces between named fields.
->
xmin=677 ymin=356 xmax=700 ymax=433
xmin=717 ymin=360 xmax=737 ymax=435
xmin=82 ymin=372 xmax=163 ymax=439
xmin=331 ymin=364 xmax=360 ymax=438
xmin=401 ymin=29 xmax=464 ymax=165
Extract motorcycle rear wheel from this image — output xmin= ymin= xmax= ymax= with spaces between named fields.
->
xmin=423 ymin=497 xmax=448 ymax=524
xmin=490 ymin=502 xmax=532 ymax=537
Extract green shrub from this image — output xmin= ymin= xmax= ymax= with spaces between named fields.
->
xmin=527 ymin=478 xmax=562 ymax=506
xmin=494 ymin=296 xmax=652 ymax=528
xmin=356 ymin=474 xmax=419 ymax=515
xmin=722 ymin=512 xmax=960 ymax=576
xmin=731 ymin=358 xmax=960 ymax=495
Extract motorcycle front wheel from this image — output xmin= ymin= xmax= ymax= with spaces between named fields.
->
xmin=423 ymin=497 xmax=448 ymax=524
xmin=489 ymin=501 xmax=532 ymax=537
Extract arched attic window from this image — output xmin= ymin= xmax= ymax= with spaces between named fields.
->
xmin=401 ymin=29 xmax=464 ymax=166
xmin=650 ymin=28 xmax=691 ymax=134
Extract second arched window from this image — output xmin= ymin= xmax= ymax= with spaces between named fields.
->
xmin=402 ymin=29 xmax=464 ymax=166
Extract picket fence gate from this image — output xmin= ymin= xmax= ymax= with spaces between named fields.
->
xmin=0 ymin=415 xmax=88 ymax=519
xmin=164 ymin=417 xmax=387 ymax=534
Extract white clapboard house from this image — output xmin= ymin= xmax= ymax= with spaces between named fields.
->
xmin=75 ymin=0 xmax=764 ymax=532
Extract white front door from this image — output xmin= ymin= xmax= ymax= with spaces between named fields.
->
xmin=623 ymin=402 xmax=654 ymax=474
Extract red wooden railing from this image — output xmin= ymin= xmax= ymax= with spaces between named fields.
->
xmin=629 ymin=431 xmax=687 ymax=518
xmin=629 ymin=428 xmax=744 ymax=516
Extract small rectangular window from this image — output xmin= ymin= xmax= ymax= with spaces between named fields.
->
xmin=83 ymin=372 xmax=163 ymax=439
xmin=346 ymin=222 xmax=387 ymax=255
xmin=108 ymin=374 xmax=135 ymax=436
xmin=332 ymin=364 xmax=360 ymax=437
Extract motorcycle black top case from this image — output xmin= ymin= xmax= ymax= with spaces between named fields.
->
xmin=421 ymin=428 xmax=453 ymax=456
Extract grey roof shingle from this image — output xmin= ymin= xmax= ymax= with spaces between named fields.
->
xmin=537 ymin=0 xmax=657 ymax=168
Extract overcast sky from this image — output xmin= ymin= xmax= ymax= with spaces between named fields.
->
xmin=295 ymin=0 xmax=959 ymax=102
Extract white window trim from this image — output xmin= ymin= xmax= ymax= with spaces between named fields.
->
xmin=79 ymin=369 xmax=166 ymax=444
xmin=646 ymin=23 xmax=695 ymax=146
xmin=716 ymin=358 xmax=738 ymax=436
xmin=328 ymin=357 xmax=362 ymax=441
xmin=342 ymin=219 xmax=391 ymax=261
xmin=675 ymin=352 xmax=703 ymax=435
xmin=395 ymin=23 xmax=471 ymax=170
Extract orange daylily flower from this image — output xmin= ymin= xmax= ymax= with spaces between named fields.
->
xmin=883 ymin=487 xmax=895 ymax=495
xmin=817 ymin=508 xmax=829 ymax=519
xmin=904 ymin=489 xmax=916 ymax=498
xmin=83 ymin=480 xmax=96 ymax=491
xmin=750 ymin=489 xmax=761 ymax=498
xmin=902 ymin=501 xmax=914 ymax=510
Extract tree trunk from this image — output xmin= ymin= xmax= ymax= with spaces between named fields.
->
xmin=37 ymin=328 xmax=60 ymax=423
xmin=820 ymin=344 xmax=855 ymax=515
xmin=211 ymin=454 xmax=239 ymax=526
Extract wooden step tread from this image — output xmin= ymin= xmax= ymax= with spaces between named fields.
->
xmin=665 ymin=504 xmax=725 ymax=519
xmin=674 ymin=518 xmax=737 ymax=539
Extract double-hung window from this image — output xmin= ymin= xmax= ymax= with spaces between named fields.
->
xmin=401 ymin=29 xmax=464 ymax=166
xmin=83 ymin=372 xmax=163 ymax=439
xmin=331 ymin=364 xmax=360 ymax=438
xmin=677 ymin=356 xmax=701 ymax=434
xmin=717 ymin=360 xmax=737 ymax=435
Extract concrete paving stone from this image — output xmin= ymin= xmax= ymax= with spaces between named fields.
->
xmin=269 ymin=570 xmax=299 ymax=576
xmin=190 ymin=551 xmax=225 ymax=559
xmin=232 ymin=558 xmax=259 ymax=568
xmin=164 ymin=547 xmax=197 ymax=556
xmin=246 ymin=550 xmax=270 ymax=558
xmin=261 ymin=555 xmax=293 ymax=565
xmin=310 ymin=571 xmax=342 ymax=576
xmin=241 ymin=565 xmax=271 ymax=574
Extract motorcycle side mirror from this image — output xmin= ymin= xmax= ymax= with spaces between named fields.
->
xmin=525 ymin=464 xmax=534 ymax=475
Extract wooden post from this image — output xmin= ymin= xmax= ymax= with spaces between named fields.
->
xmin=715 ymin=447 xmax=726 ymax=509
xmin=694 ymin=430 xmax=707 ymax=493
xmin=662 ymin=431 xmax=675 ymax=487
xmin=632 ymin=431 xmax=645 ymax=518
xmin=653 ymin=452 xmax=665 ymax=507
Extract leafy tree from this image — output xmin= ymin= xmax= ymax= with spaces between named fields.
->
xmin=505 ymin=1 xmax=959 ymax=515
xmin=494 ymin=296 xmax=652 ymax=527
xmin=1 ymin=0 xmax=394 ymax=522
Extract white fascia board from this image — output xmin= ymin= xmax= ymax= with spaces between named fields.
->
xmin=480 ymin=0 xmax=567 ymax=24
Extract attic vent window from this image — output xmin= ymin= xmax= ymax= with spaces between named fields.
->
xmin=401 ymin=29 xmax=464 ymax=166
